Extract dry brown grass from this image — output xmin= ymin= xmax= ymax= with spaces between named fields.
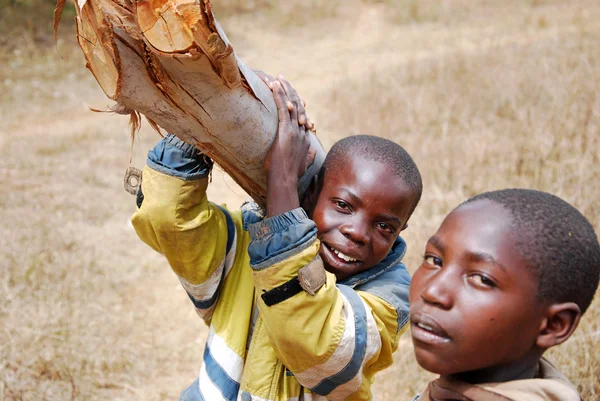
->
xmin=1 ymin=0 xmax=599 ymax=400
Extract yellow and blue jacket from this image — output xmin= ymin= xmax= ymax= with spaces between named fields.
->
xmin=131 ymin=135 xmax=411 ymax=401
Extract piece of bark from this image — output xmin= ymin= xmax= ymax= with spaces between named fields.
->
xmin=54 ymin=0 xmax=324 ymax=206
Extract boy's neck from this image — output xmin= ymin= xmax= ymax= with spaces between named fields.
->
xmin=448 ymin=355 xmax=541 ymax=385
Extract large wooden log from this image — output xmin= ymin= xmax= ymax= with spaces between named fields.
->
xmin=54 ymin=0 xmax=324 ymax=206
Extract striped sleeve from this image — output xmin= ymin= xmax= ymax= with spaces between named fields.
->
xmin=131 ymin=136 xmax=238 ymax=324
xmin=294 ymin=285 xmax=383 ymax=400
xmin=178 ymin=204 xmax=238 ymax=322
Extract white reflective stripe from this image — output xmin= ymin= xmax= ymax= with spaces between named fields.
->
xmin=236 ymin=393 xmax=310 ymax=401
xmin=322 ymin=298 xmax=382 ymax=400
xmin=179 ymin=261 xmax=224 ymax=302
xmin=199 ymin=363 xmax=227 ymax=401
xmin=223 ymin=228 xmax=237 ymax=278
xmin=294 ymin=292 xmax=356 ymax=388
xmin=178 ymin=228 xmax=237 ymax=304
xmin=207 ymin=325 xmax=244 ymax=382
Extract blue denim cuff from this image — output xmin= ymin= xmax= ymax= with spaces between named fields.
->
xmin=248 ymin=208 xmax=309 ymax=239
xmin=248 ymin=208 xmax=317 ymax=270
xmin=147 ymin=134 xmax=213 ymax=180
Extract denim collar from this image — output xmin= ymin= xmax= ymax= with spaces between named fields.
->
xmin=338 ymin=236 xmax=407 ymax=288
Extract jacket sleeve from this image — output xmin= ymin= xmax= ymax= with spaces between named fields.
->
xmin=247 ymin=208 xmax=410 ymax=400
xmin=131 ymin=134 xmax=238 ymax=323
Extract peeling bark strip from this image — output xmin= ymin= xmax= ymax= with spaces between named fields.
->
xmin=54 ymin=0 xmax=323 ymax=206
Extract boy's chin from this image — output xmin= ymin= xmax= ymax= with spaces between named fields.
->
xmin=322 ymin=259 xmax=377 ymax=282
xmin=318 ymin=247 xmax=364 ymax=281
xmin=412 ymin=345 xmax=457 ymax=376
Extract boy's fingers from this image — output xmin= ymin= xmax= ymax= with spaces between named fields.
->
xmin=274 ymin=75 xmax=313 ymax=134
xmin=278 ymin=76 xmax=301 ymax=107
xmin=255 ymin=69 xmax=275 ymax=88
xmin=296 ymin=100 xmax=307 ymax=124
xmin=276 ymin=76 xmax=312 ymax=130
xmin=289 ymin=97 xmax=299 ymax=127
xmin=272 ymin=82 xmax=291 ymax=125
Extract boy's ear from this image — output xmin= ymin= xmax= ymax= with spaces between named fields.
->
xmin=400 ymin=223 xmax=408 ymax=232
xmin=536 ymin=302 xmax=581 ymax=349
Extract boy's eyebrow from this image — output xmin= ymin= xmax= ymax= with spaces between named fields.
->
xmin=345 ymin=190 xmax=363 ymax=207
xmin=378 ymin=213 xmax=403 ymax=226
xmin=342 ymin=189 xmax=403 ymax=226
xmin=466 ymin=251 xmax=507 ymax=272
xmin=427 ymin=236 xmax=446 ymax=252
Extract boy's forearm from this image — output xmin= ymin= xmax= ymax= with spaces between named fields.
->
xmin=266 ymin=171 xmax=299 ymax=217
xmin=132 ymin=134 xmax=215 ymax=257
xmin=131 ymin=134 xmax=237 ymax=322
xmin=263 ymin=79 xmax=312 ymax=217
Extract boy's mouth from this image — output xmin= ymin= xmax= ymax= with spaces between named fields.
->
xmin=410 ymin=313 xmax=451 ymax=344
xmin=322 ymin=243 xmax=362 ymax=264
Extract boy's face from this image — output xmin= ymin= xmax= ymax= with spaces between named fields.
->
xmin=311 ymin=154 xmax=415 ymax=280
xmin=409 ymin=200 xmax=546 ymax=378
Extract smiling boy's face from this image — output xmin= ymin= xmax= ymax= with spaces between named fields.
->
xmin=409 ymin=200 xmax=547 ymax=379
xmin=311 ymin=154 xmax=415 ymax=281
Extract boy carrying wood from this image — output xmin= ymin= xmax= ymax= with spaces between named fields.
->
xmin=131 ymin=77 xmax=423 ymax=401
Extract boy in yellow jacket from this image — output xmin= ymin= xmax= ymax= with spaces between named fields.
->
xmin=409 ymin=189 xmax=599 ymax=401
xmin=132 ymin=79 xmax=423 ymax=401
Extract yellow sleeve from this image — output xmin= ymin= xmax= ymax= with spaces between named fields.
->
xmin=131 ymin=166 xmax=238 ymax=322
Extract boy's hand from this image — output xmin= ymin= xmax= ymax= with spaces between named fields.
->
xmin=255 ymin=70 xmax=314 ymax=132
xmin=264 ymin=80 xmax=312 ymax=217
xmin=277 ymin=75 xmax=315 ymax=132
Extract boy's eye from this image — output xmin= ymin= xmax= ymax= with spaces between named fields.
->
xmin=334 ymin=200 xmax=350 ymax=210
xmin=376 ymin=222 xmax=394 ymax=233
xmin=424 ymin=255 xmax=442 ymax=267
xmin=469 ymin=274 xmax=496 ymax=288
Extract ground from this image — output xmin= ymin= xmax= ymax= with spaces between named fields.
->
xmin=1 ymin=0 xmax=599 ymax=400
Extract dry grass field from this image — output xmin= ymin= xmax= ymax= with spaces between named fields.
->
xmin=1 ymin=0 xmax=599 ymax=400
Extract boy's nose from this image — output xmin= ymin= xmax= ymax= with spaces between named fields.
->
xmin=421 ymin=270 xmax=454 ymax=310
xmin=340 ymin=218 xmax=370 ymax=245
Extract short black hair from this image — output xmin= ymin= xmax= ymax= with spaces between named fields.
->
xmin=321 ymin=135 xmax=423 ymax=215
xmin=462 ymin=189 xmax=600 ymax=313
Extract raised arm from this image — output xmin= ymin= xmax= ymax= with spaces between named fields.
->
xmin=131 ymin=135 xmax=238 ymax=323
xmin=248 ymin=81 xmax=410 ymax=399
